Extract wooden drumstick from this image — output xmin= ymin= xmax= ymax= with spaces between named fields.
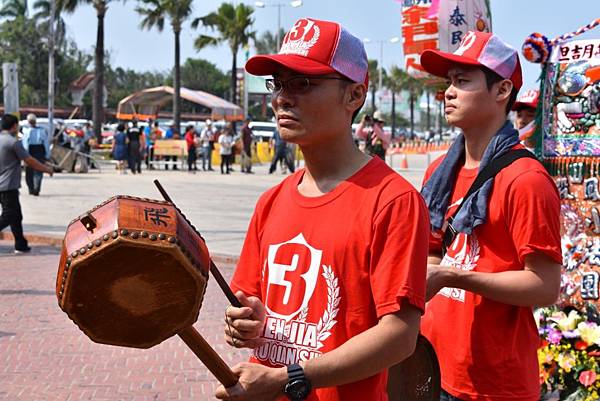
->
xmin=154 ymin=179 xmax=243 ymax=308
xmin=178 ymin=326 xmax=238 ymax=387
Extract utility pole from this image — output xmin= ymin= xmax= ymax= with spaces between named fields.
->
xmin=378 ymin=41 xmax=383 ymax=111
xmin=48 ymin=0 xmax=56 ymax=139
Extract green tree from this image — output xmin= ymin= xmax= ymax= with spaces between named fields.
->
xmin=104 ymin=65 xmax=168 ymax=109
xmin=385 ymin=65 xmax=405 ymax=137
xmin=136 ymin=0 xmax=194 ymax=132
xmin=193 ymin=2 xmax=255 ymax=105
xmin=178 ymin=58 xmax=229 ymax=98
xmin=58 ymin=0 xmax=125 ymax=140
xmin=0 ymin=0 xmax=28 ymax=19
xmin=367 ymin=59 xmax=387 ymax=112
xmin=0 ymin=15 xmax=91 ymax=108
xmin=397 ymin=69 xmax=424 ymax=136
xmin=254 ymin=28 xmax=285 ymax=54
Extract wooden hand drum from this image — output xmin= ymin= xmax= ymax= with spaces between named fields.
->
xmin=387 ymin=335 xmax=441 ymax=401
xmin=56 ymin=195 xmax=237 ymax=387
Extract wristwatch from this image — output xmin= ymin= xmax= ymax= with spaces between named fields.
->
xmin=284 ymin=363 xmax=312 ymax=401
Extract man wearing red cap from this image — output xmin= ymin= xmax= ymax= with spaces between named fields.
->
xmin=419 ymin=31 xmax=562 ymax=400
xmin=217 ymin=18 xmax=429 ymax=401
xmin=512 ymin=89 xmax=540 ymax=150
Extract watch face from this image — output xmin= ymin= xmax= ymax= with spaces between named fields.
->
xmin=286 ymin=379 xmax=310 ymax=399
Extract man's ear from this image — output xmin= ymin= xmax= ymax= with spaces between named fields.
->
xmin=346 ymin=83 xmax=367 ymax=113
xmin=496 ymin=79 xmax=513 ymax=103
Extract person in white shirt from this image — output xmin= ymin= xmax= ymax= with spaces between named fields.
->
xmin=218 ymin=127 xmax=234 ymax=174
xmin=200 ymin=119 xmax=216 ymax=171
xmin=21 ymin=114 xmax=51 ymax=196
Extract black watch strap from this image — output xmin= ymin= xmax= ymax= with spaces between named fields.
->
xmin=287 ymin=363 xmax=305 ymax=380
xmin=285 ymin=363 xmax=311 ymax=401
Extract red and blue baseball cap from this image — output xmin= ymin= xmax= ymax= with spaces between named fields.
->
xmin=420 ymin=31 xmax=522 ymax=91
xmin=512 ymin=89 xmax=539 ymax=111
xmin=245 ymin=18 xmax=369 ymax=87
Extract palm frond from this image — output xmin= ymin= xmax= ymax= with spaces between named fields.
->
xmin=194 ymin=34 xmax=219 ymax=51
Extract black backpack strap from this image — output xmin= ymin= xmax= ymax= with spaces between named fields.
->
xmin=441 ymin=149 xmax=537 ymax=255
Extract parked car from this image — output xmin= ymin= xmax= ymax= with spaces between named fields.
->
xmin=249 ymin=121 xmax=277 ymax=142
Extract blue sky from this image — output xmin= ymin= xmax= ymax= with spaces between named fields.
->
xmin=60 ymin=0 xmax=600 ymax=92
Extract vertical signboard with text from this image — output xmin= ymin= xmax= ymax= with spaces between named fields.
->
xmin=401 ymin=0 xmax=492 ymax=78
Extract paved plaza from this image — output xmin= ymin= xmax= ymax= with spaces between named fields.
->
xmin=0 ymin=155 xmax=430 ymax=401
xmin=7 ymin=154 xmax=431 ymax=256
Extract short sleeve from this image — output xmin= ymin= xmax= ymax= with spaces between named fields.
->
xmin=370 ymin=190 xmax=430 ymax=317
xmin=14 ymin=140 xmax=30 ymax=160
xmin=505 ymin=170 xmax=562 ymax=265
xmin=230 ymin=208 xmax=263 ymax=298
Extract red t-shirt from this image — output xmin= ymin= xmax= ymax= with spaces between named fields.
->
xmin=231 ymin=157 xmax=429 ymax=401
xmin=421 ymin=150 xmax=562 ymax=401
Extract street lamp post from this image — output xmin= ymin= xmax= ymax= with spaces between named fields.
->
xmin=255 ymin=0 xmax=303 ymax=50
xmin=363 ymin=36 xmax=400 ymax=112
xmin=48 ymin=0 xmax=56 ymax=140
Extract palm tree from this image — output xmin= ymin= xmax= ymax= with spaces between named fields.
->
xmin=386 ymin=66 xmax=405 ymax=138
xmin=0 ymin=0 xmax=28 ymax=19
xmin=254 ymin=28 xmax=285 ymax=55
xmin=33 ymin=0 xmax=67 ymax=48
xmin=59 ymin=0 xmax=123 ymax=140
xmin=367 ymin=59 xmax=378 ymax=112
xmin=396 ymin=68 xmax=424 ymax=136
xmin=136 ymin=0 xmax=194 ymax=132
xmin=193 ymin=2 xmax=255 ymax=105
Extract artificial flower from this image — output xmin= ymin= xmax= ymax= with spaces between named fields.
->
xmin=557 ymin=352 xmax=576 ymax=372
xmin=577 ymin=322 xmax=600 ymax=346
xmin=579 ymin=370 xmax=597 ymax=387
xmin=550 ymin=310 xmax=582 ymax=331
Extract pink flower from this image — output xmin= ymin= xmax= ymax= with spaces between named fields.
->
xmin=547 ymin=327 xmax=563 ymax=345
xmin=579 ymin=370 xmax=597 ymax=387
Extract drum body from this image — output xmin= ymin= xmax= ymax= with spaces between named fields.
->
xmin=56 ymin=195 xmax=211 ymax=349
xmin=387 ymin=335 xmax=441 ymax=401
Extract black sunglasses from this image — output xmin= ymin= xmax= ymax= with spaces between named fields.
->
xmin=265 ymin=76 xmax=352 ymax=94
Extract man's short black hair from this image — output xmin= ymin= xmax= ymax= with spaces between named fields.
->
xmin=1 ymin=114 xmax=18 ymax=131
xmin=481 ymin=66 xmax=518 ymax=114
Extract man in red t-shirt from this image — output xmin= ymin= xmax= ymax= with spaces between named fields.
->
xmin=418 ymin=31 xmax=562 ymax=401
xmin=512 ymin=89 xmax=540 ymax=150
xmin=215 ymin=18 xmax=429 ymax=401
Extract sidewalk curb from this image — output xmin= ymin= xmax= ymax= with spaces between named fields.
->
xmin=0 ymin=231 xmax=241 ymax=264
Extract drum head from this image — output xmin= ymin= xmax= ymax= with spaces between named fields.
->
xmin=387 ymin=334 xmax=441 ymax=401
xmin=61 ymin=240 xmax=207 ymax=349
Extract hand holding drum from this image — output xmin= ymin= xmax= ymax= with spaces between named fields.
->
xmin=55 ymin=188 xmax=238 ymax=387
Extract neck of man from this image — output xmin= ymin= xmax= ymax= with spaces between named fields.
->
xmin=297 ymin=129 xmax=371 ymax=196
xmin=460 ymin=112 xmax=508 ymax=169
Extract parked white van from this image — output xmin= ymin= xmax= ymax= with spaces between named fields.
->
xmin=249 ymin=121 xmax=277 ymax=142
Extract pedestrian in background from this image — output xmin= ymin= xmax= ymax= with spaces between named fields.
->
xmin=111 ymin=123 xmax=128 ymax=174
xmin=0 ymin=114 xmax=53 ymax=253
xmin=143 ymin=119 xmax=154 ymax=170
xmin=269 ymin=129 xmax=294 ymax=174
xmin=218 ymin=126 xmax=234 ymax=174
xmin=127 ymin=120 xmax=143 ymax=174
xmin=21 ymin=113 xmax=50 ymax=196
xmin=240 ymin=118 xmax=254 ymax=174
xmin=184 ymin=124 xmax=197 ymax=172
xmin=200 ymin=119 xmax=215 ymax=171
xmin=355 ymin=111 xmax=391 ymax=160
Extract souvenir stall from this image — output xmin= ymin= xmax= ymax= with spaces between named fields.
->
xmin=522 ymin=18 xmax=600 ymax=400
